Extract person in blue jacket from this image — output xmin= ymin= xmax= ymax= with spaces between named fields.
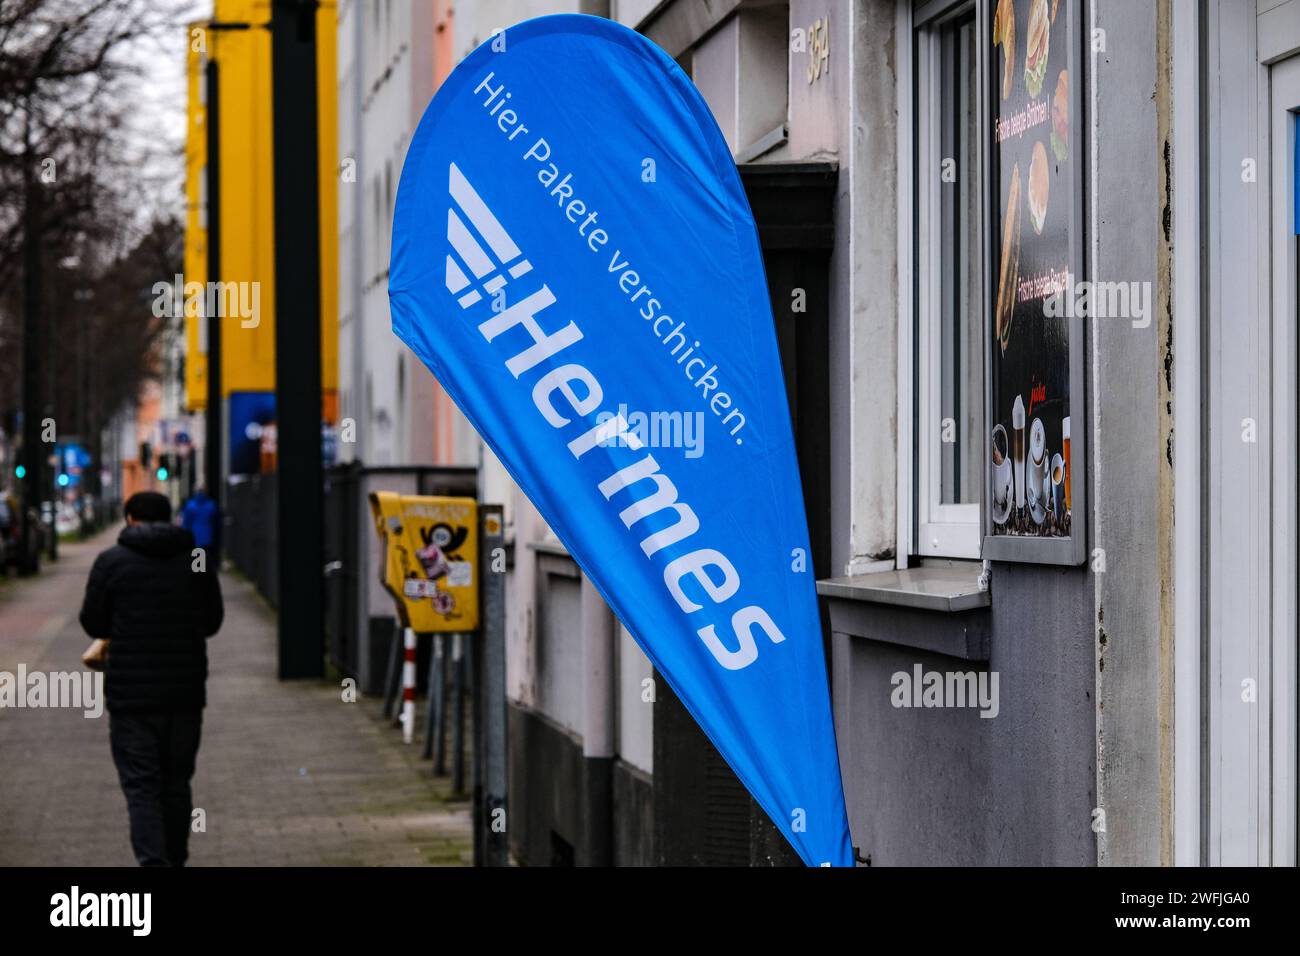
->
xmin=179 ymin=487 xmax=218 ymax=551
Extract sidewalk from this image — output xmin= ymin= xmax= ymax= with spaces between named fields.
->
xmin=0 ymin=525 xmax=471 ymax=866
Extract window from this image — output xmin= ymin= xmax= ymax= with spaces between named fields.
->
xmin=913 ymin=2 xmax=983 ymax=559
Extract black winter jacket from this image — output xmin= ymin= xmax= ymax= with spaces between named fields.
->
xmin=79 ymin=523 xmax=224 ymax=714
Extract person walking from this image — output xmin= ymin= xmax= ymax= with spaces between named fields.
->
xmin=79 ymin=491 xmax=224 ymax=867
xmin=179 ymin=485 xmax=219 ymax=551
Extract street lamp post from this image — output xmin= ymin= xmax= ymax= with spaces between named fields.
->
xmin=204 ymin=48 xmax=223 ymax=565
xmin=270 ymin=0 xmax=324 ymax=679
xmin=200 ymin=18 xmax=253 ymax=567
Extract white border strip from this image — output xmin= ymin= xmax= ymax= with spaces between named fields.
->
xmin=895 ymin=0 xmax=915 ymax=570
xmin=1171 ymin=0 xmax=1202 ymax=868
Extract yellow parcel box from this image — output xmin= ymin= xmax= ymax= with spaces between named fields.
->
xmin=368 ymin=492 xmax=479 ymax=632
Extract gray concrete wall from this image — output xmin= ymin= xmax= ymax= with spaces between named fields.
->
xmin=692 ymin=16 xmax=741 ymax=150
xmin=1089 ymin=0 xmax=1174 ymax=866
xmin=833 ymin=565 xmax=1095 ymax=865
xmin=840 ymin=0 xmax=900 ymax=575
xmin=491 ymin=0 xmax=1175 ymax=865
xmin=616 ymin=623 xmax=654 ymax=773
xmin=825 ymin=0 xmax=1170 ymax=865
xmin=534 ymin=557 xmax=584 ymax=735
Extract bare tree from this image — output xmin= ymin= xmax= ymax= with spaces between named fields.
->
xmin=0 ymin=0 xmax=183 ymax=567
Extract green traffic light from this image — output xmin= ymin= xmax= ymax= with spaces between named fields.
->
xmin=156 ymin=467 xmax=169 ymax=481
xmin=14 ymin=465 xmax=25 ymax=479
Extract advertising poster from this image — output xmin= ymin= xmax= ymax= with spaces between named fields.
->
xmin=986 ymin=0 xmax=1084 ymax=563
xmin=227 ymin=391 xmax=275 ymax=476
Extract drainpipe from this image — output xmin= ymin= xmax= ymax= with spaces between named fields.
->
xmin=580 ymin=573 xmax=616 ymax=866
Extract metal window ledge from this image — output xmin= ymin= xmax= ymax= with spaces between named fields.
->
xmin=526 ymin=539 xmax=570 ymax=558
xmin=816 ymin=563 xmax=991 ymax=662
xmin=527 ymin=539 xmax=580 ymax=579
xmin=816 ymin=563 xmax=989 ymax=613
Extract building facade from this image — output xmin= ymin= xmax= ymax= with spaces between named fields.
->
xmin=485 ymin=0 xmax=1300 ymax=867
xmin=337 ymin=0 xmax=486 ymax=471
xmin=183 ymin=0 xmax=339 ymax=484
xmin=317 ymin=0 xmax=1300 ymax=866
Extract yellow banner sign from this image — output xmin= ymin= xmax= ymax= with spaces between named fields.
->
xmin=368 ymin=492 xmax=479 ymax=632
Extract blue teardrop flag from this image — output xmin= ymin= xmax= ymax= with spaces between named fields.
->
xmin=390 ymin=14 xmax=852 ymax=866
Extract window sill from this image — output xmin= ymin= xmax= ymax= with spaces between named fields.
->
xmin=526 ymin=538 xmax=570 ymax=558
xmin=527 ymin=539 xmax=580 ymax=579
xmin=816 ymin=562 xmax=990 ymax=662
xmin=815 ymin=561 xmax=989 ymax=613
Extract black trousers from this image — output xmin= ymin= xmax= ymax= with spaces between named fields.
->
xmin=108 ymin=711 xmax=203 ymax=867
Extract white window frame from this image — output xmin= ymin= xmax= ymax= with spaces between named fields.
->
xmin=1198 ymin=3 xmax=1300 ymax=867
xmin=1170 ymin=0 xmax=1201 ymax=867
xmin=909 ymin=0 xmax=983 ymax=561
xmin=1266 ymin=47 xmax=1299 ymax=867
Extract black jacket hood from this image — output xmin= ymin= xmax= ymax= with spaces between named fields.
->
xmin=83 ymin=522 xmax=223 ymax=714
xmin=119 ymin=522 xmax=195 ymax=558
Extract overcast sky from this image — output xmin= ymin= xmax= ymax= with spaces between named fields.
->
xmin=115 ymin=0 xmax=207 ymax=225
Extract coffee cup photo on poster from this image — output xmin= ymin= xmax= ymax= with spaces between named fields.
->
xmin=1027 ymin=417 xmax=1047 ymax=525
xmin=991 ymin=424 xmax=1014 ymax=525
xmin=1050 ymin=452 xmax=1066 ymax=515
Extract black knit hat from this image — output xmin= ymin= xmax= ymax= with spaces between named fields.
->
xmin=124 ymin=491 xmax=172 ymax=523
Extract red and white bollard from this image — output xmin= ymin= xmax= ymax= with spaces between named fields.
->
xmin=401 ymin=626 xmax=417 ymax=743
